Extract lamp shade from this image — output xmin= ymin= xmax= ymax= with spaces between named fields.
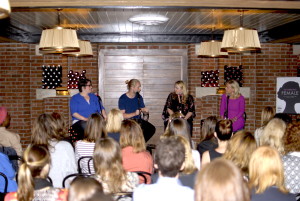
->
xmin=221 ymin=27 xmax=261 ymax=52
xmin=39 ymin=27 xmax=80 ymax=52
xmin=63 ymin=40 xmax=93 ymax=57
xmin=198 ymin=40 xmax=228 ymax=58
xmin=0 ymin=0 xmax=11 ymax=19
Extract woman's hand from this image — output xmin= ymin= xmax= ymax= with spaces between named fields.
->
xmin=231 ymin=117 xmax=237 ymax=122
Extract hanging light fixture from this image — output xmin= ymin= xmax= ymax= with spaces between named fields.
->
xmin=221 ymin=11 xmax=261 ymax=52
xmin=39 ymin=9 xmax=80 ymax=53
xmin=63 ymin=40 xmax=93 ymax=57
xmin=198 ymin=10 xmax=228 ymax=58
xmin=0 ymin=0 xmax=11 ymax=19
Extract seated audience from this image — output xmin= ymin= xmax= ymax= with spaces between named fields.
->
xmin=106 ymin=108 xmax=123 ymax=143
xmin=5 ymin=145 xmax=67 ymax=201
xmin=254 ymin=106 xmax=274 ymax=145
xmin=31 ymin=113 xmax=77 ymax=188
xmin=0 ymin=152 xmax=17 ymax=193
xmin=282 ymin=121 xmax=300 ymax=196
xmin=120 ymin=120 xmax=153 ymax=184
xmin=163 ymin=118 xmax=200 ymax=169
xmin=202 ymin=119 xmax=233 ymax=166
xmin=195 ymin=158 xmax=250 ymax=201
xmin=249 ymin=146 xmax=296 ymax=201
xmin=223 ymin=131 xmax=257 ymax=179
xmin=133 ymin=137 xmax=194 ymax=201
xmin=93 ymin=138 xmax=139 ymax=198
xmin=68 ymin=177 xmax=113 ymax=201
xmin=259 ymin=118 xmax=286 ymax=154
xmin=75 ymin=113 xmax=106 ymax=174
xmin=0 ymin=107 xmax=22 ymax=156
xmin=197 ymin=116 xmax=218 ymax=157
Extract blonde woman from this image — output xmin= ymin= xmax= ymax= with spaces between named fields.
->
xmin=220 ymin=80 xmax=245 ymax=132
xmin=162 ymin=80 xmax=195 ymax=136
xmin=75 ymin=113 xmax=106 ymax=174
xmin=223 ymin=131 xmax=257 ymax=178
xmin=249 ymin=146 xmax=295 ymax=201
xmin=120 ymin=120 xmax=153 ymax=184
xmin=106 ymin=108 xmax=124 ymax=142
xmin=195 ymin=158 xmax=249 ymax=201
xmin=259 ymin=118 xmax=286 ymax=154
xmin=254 ymin=107 xmax=275 ymax=145
xmin=5 ymin=145 xmax=67 ymax=201
xmin=31 ymin=113 xmax=77 ymax=188
xmin=93 ymin=138 xmax=139 ymax=197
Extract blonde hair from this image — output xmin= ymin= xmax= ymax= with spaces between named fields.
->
xmin=175 ymin=135 xmax=197 ymax=174
xmin=226 ymin=80 xmax=240 ymax=98
xmin=106 ymin=109 xmax=123 ymax=133
xmin=223 ymin=131 xmax=257 ymax=176
xmin=261 ymin=107 xmax=275 ymax=127
xmin=68 ymin=177 xmax=103 ymax=201
xmin=84 ymin=113 xmax=107 ymax=142
xmin=249 ymin=146 xmax=288 ymax=194
xmin=93 ymin=138 xmax=128 ymax=193
xmin=120 ymin=120 xmax=146 ymax=153
xmin=200 ymin=116 xmax=218 ymax=142
xmin=17 ymin=145 xmax=50 ymax=201
xmin=259 ymin=118 xmax=286 ymax=154
xmin=195 ymin=158 xmax=250 ymax=201
xmin=175 ymin=80 xmax=188 ymax=104
xmin=125 ymin=79 xmax=140 ymax=90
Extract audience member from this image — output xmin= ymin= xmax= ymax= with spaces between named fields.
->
xmin=223 ymin=131 xmax=257 ymax=179
xmin=254 ymin=106 xmax=274 ymax=145
xmin=51 ymin=112 xmax=72 ymax=144
xmin=93 ymin=138 xmax=139 ymax=197
xmin=133 ymin=137 xmax=194 ymax=201
xmin=249 ymin=146 xmax=296 ymax=201
xmin=0 ymin=107 xmax=22 ymax=156
xmin=5 ymin=145 xmax=67 ymax=201
xmin=75 ymin=113 xmax=106 ymax=174
xmin=259 ymin=118 xmax=286 ymax=154
xmin=0 ymin=152 xmax=17 ymax=193
xmin=120 ymin=120 xmax=153 ymax=184
xmin=202 ymin=119 xmax=232 ymax=166
xmin=31 ymin=113 xmax=77 ymax=188
xmin=106 ymin=108 xmax=123 ymax=142
xmin=195 ymin=158 xmax=250 ymax=201
xmin=162 ymin=118 xmax=200 ymax=169
xmin=274 ymin=113 xmax=292 ymax=125
xmin=68 ymin=177 xmax=108 ymax=201
xmin=282 ymin=121 xmax=300 ymax=195
xmin=197 ymin=116 xmax=218 ymax=157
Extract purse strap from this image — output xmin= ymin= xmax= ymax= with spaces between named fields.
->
xmin=225 ymin=95 xmax=229 ymax=119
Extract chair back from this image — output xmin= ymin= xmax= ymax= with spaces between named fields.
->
xmin=77 ymin=156 xmax=94 ymax=174
xmin=132 ymin=171 xmax=152 ymax=184
xmin=62 ymin=173 xmax=94 ymax=188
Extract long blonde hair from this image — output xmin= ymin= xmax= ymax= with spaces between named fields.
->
xmin=120 ymin=120 xmax=146 ymax=153
xmin=226 ymin=80 xmax=240 ymax=98
xmin=223 ymin=131 xmax=257 ymax=176
xmin=175 ymin=80 xmax=188 ymax=104
xmin=17 ymin=145 xmax=50 ymax=201
xmin=195 ymin=158 xmax=250 ymax=201
xmin=93 ymin=138 xmax=128 ymax=193
xmin=106 ymin=109 xmax=123 ymax=133
xmin=84 ymin=113 xmax=106 ymax=142
xmin=259 ymin=118 xmax=286 ymax=154
xmin=260 ymin=107 xmax=275 ymax=127
xmin=249 ymin=146 xmax=288 ymax=194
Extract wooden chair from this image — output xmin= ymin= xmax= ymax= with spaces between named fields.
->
xmin=62 ymin=173 xmax=94 ymax=188
xmin=133 ymin=171 xmax=152 ymax=184
xmin=77 ymin=156 xmax=94 ymax=174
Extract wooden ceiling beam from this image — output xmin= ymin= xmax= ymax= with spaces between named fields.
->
xmin=10 ymin=0 xmax=300 ymax=10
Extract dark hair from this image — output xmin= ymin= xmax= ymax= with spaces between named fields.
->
xmin=155 ymin=137 xmax=185 ymax=177
xmin=78 ymin=79 xmax=91 ymax=92
xmin=273 ymin=113 xmax=292 ymax=125
xmin=215 ymin=119 xmax=232 ymax=141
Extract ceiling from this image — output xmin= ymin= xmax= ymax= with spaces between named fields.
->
xmin=1 ymin=0 xmax=300 ymax=44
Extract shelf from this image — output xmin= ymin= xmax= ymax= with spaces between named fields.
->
xmin=36 ymin=89 xmax=79 ymax=100
xmin=195 ymin=87 xmax=250 ymax=98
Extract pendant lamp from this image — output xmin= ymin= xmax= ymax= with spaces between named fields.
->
xmin=198 ymin=40 xmax=228 ymax=58
xmin=39 ymin=10 xmax=80 ymax=53
xmin=221 ymin=11 xmax=261 ymax=52
xmin=63 ymin=40 xmax=93 ymax=57
xmin=0 ymin=0 xmax=11 ymax=19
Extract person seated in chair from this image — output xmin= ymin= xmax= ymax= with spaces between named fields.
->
xmin=133 ymin=137 xmax=194 ymax=201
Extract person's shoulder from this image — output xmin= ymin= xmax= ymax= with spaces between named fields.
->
xmin=119 ymin=93 xmax=127 ymax=100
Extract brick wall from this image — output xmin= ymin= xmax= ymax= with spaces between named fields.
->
xmin=0 ymin=43 xmax=298 ymax=148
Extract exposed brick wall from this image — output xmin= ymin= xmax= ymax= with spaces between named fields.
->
xmin=0 ymin=43 xmax=298 ymax=148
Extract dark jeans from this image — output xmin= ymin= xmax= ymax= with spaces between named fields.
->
xmin=72 ymin=120 xmax=87 ymax=141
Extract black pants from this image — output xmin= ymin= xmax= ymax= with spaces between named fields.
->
xmin=72 ymin=120 xmax=87 ymax=141
xmin=134 ymin=119 xmax=156 ymax=142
